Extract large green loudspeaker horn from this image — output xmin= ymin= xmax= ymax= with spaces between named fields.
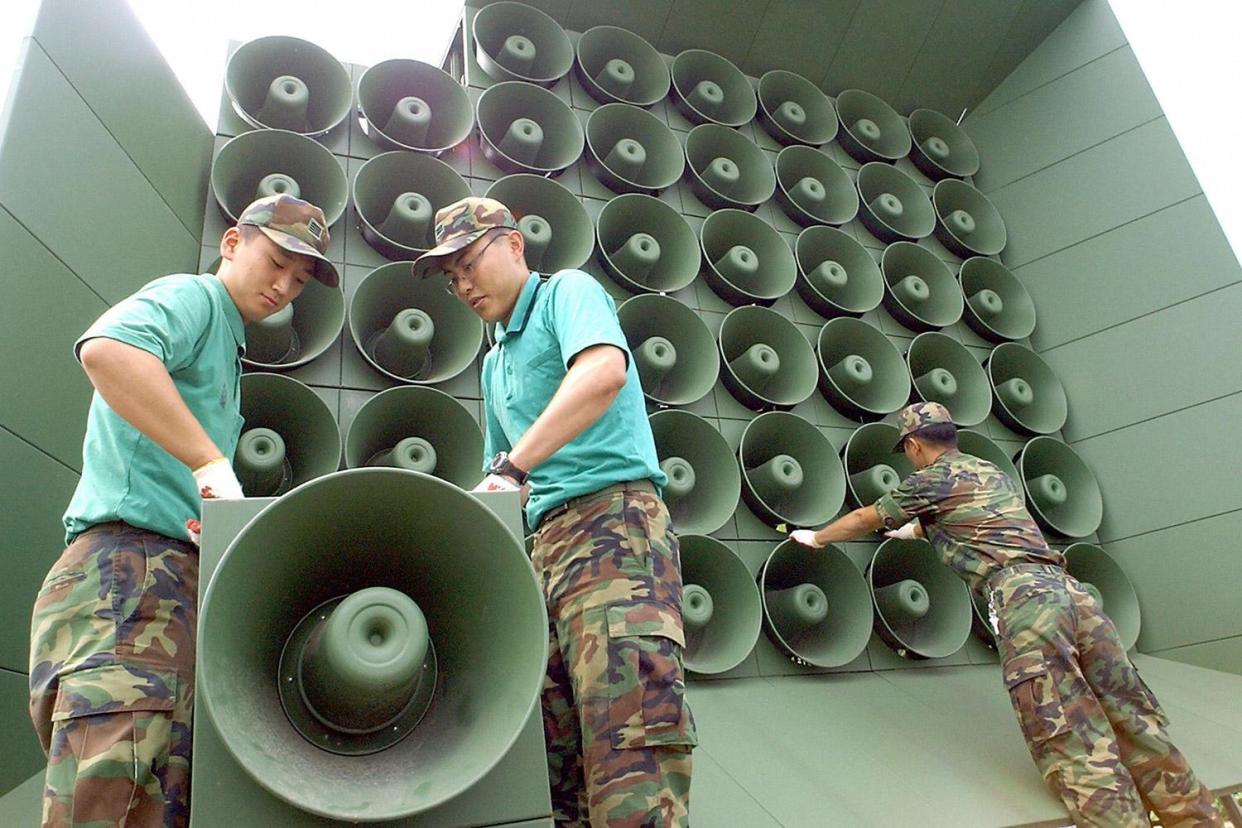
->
xmin=986 ymin=342 xmax=1069 ymax=435
xmin=596 ymin=193 xmax=700 ymax=293
xmin=757 ymin=70 xmax=839 ymax=147
xmin=817 ymin=318 xmax=910 ymax=419
xmin=476 ymin=81 xmax=584 ymax=177
xmin=856 ymin=162 xmax=936 ymax=244
xmin=472 ymin=0 xmax=573 ymax=86
xmin=349 ymin=262 xmax=484 ymax=384
xmin=199 ymin=468 xmax=546 ymax=820
xmin=795 ymin=226 xmax=883 ymax=318
xmin=959 ymin=257 xmax=1037 ymax=343
xmin=759 ymin=540 xmax=873 ymax=668
xmin=868 ymin=538 xmax=973 ymax=659
xmin=353 ymin=152 xmax=471 ymax=261
xmin=905 ymin=332 xmax=992 ymax=427
xmin=649 ymin=411 xmax=740 ymax=535
xmin=908 ymin=108 xmax=980 ymax=181
xmin=841 ymin=422 xmax=914 ymax=509
xmin=775 ymin=145 xmax=859 ymax=228
xmin=684 ymin=123 xmax=777 ymax=211
xmin=1016 ymin=437 xmax=1104 ymax=539
xmin=584 ymin=103 xmax=685 ymax=195
xmin=669 ymin=49 xmax=757 ymax=128
xmin=485 ymin=174 xmax=594 ymax=274
xmin=344 ymin=386 xmax=484 ymax=489
xmin=739 ymin=411 xmax=847 ymax=529
xmin=835 ymin=89 xmax=912 ymax=163
xmin=881 ymin=241 xmax=964 ymax=331
xmin=1064 ymin=543 xmax=1141 ymax=651
xmin=243 ymin=280 xmax=345 ymax=370
xmin=619 ymin=295 xmax=718 ymax=407
xmin=236 ymin=373 xmax=341 ymax=497
xmin=719 ymin=305 xmax=818 ymax=410
xmin=700 ymin=209 xmax=797 ymax=305
xmin=211 ymin=129 xmax=348 ymax=226
xmin=957 ymin=429 xmax=1022 ymax=492
xmin=356 ymin=59 xmax=475 ymax=154
xmin=224 ymin=36 xmax=352 ymax=136
xmin=932 ymin=179 xmax=1008 ymax=258
xmin=574 ymin=25 xmax=670 ymax=108
xmin=680 ymin=535 xmax=762 ymax=674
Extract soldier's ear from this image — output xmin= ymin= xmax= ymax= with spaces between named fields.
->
xmin=220 ymin=226 xmax=243 ymax=261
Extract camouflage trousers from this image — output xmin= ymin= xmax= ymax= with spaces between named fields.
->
xmin=29 ymin=522 xmax=198 ymax=828
xmin=531 ymin=480 xmax=697 ymax=827
xmin=989 ymin=564 xmax=1221 ymax=827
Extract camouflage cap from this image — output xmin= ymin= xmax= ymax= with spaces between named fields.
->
xmin=893 ymin=401 xmax=955 ymax=451
xmin=237 ymin=194 xmax=339 ymax=287
xmin=411 ymin=196 xmax=519 ymax=279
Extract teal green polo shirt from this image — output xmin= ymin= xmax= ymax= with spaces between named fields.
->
xmin=481 ymin=270 xmax=666 ymax=529
xmin=63 ymin=273 xmax=246 ymax=544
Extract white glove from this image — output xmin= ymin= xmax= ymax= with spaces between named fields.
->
xmin=883 ymin=520 xmax=919 ymax=541
xmin=790 ymin=529 xmax=823 ymax=548
xmin=192 ymin=457 xmax=245 ymax=500
xmin=472 ymin=473 xmax=520 ymax=493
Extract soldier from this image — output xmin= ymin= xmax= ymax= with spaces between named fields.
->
xmin=790 ymin=402 xmax=1221 ymax=827
xmin=28 ymin=194 xmax=337 ymax=827
xmin=412 ymin=197 xmax=696 ymax=827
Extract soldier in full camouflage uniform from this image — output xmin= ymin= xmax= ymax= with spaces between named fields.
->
xmin=413 ymin=197 xmax=696 ymax=826
xmin=790 ymin=402 xmax=1221 ymax=827
xmin=29 ymin=194 xmax=337 ymax=827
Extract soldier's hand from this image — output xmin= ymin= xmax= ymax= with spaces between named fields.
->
xmin=883 ymin=520 xmax=919 ymax=541
xmin=790 ymin=529 xmax=823 ymax=548
xmin=192 ymin=457 xmax=245 ymax=500
xmin=473 ymin=473 xmax=520 ymax=493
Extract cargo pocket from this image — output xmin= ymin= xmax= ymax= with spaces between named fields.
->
xmin=1002 ymin=651 xmax=1070 ymax=743
xmin=51 ymin=663 xmax=178 ymax=722
xmin=605 ymin=600 xmax=697 ymax=750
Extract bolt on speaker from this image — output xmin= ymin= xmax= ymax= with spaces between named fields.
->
xmin=476 ymin=80 xmax=584 ymax=176
xmin=236 ymin=373 xmax=341 ymax=497
xmin=1016 ymin=437 xmax=1104 ymax=539
xmin=699 ymin=208 xmax=797 ymax=305
xmin=472 ymin=0 xmax=573 ymax=86
xmin=680 ymin=535 xmax=762 ymax=674
xmin=684 ymin=123 xmax=777 ymax=211
xmin=817 ymin=318 xmax=910 ymax=419
xmin=649 ymin=411 xmax=740 ymax=536
xmin=957 ymin=429 xmax=1022 ymax=493
xmin=198 ymin=468 xmax=546 ymax=820
xmin=835 ymin=89 xmax=912 ymax=164
xmin=881 ymin=241 xmax=964 ymax=331
xmin=356 ymin=59 xmax=475 ymax=154
xmin=574 ymin=25 xmax=670 ymax=108
xmin=986 ymin=342 xmax=1068 ymax=435
xmin=243 ymin=280 xmax=345 ymax=371
xmin=905 ymin=332 xmax=992 ymax=427
xmin=756 ymin=70 xmax=839 ymax=147
xmin=739 ymin=411 xmax=847 ymax=529
xmin=584 ymin=103 xmax=685 ymax=195
xmin=775 ymin=145 xmax=859 ymax=228
xmin=795 ymin=226 xmax=883 ymax=318
xmin=718 ymin=305 xmax=818 ymax=411
xmin=619 ymin=295 xmax=718 ymax=407
xmin=1064 ymin=543 xmax=1141 ymax=651
xmin=669 ymin=49 xmax=757 ymax=128
xmin=352 ymin=152 xmax=472 ymax=260
xmin=868 ymin=538 xmax=973 ymax=659
xmin=596 ymin=193 xmax=700 ymax=294
xmin=485 ymin=174 xmax=594 ymax=274
xmin=932 ymin=179 xmax=1008 ymax=258
xmin=841 ymin=422 xmax=914 ymax=508
xmin=224 ymin=36 xmax=352 ymax=137
xmin=211 ymin=129 xmax=348 ymax=226
xmin=907 ymin=108 xmax=980 ymax=181
xmin=959 ymin=257 xmax=1037 ymax=343
xmin=759 ymin=539 xmax=873 ymax=668
xmin=349 ymin=262 xmax=484 ymax=384
xmin=856 ymin=162 xmax=936 ymax=244
xmin=344 ymin=386 xmax=484 ymax=489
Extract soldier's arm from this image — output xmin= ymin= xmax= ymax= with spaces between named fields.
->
xmin=800 ymin=505 xmax=887 ymax=547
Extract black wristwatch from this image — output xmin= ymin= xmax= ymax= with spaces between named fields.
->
xmin=488 ymin=451 xmax=529 ymax=485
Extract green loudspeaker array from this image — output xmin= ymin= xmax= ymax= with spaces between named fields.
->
xmin=868 ymin=538 xmax=973 ymax=660
xmin=700 ymin=208 xmax=797 ymax=305
xmin=739 ymin=411 xmax=847 ymax=529
xmin=959 ymin=257 xmax=1037 ymax=343
xmin=841 ymin=422 xmax=914 ymax=509
xmin=236 ymin=373 xmax=341 ymax=497
xmin=680 ymin=535 xmax=762 ymax=674
xmin=759 ymin=540 xmax=873 ymax=668
xmin=649 ymin=411 xmax=740 ymax=536
xmin=349 ymin=262 xmax=484 ymax=384
xmin=907 ymin=108 xmax=981 ymax=181
xmin=243 ymin=279 xmax=345 ymax=370
xmin=817 ymin=318 xmax=910 ymax=419
xmin=756 ymin=70 xmax=839 ymax=147
xmin=574 ymin=25 xmax=671 ymax=108
xmin=775 ymin=146 xmax=859 ymax=228
xmin=476 ymin=81 xmax=584 ymax=176
xmin=795 ymin=226 xmax=883 ymax=317
xmin=619 ymin=295 xmax=718 ymax=407
xmin=485 ymin=174 xmax=594 ymax=274
xmin=596 ymin=194 xmax=701 ymax=293
xmin=584 ymin=103 xmax=685 ymax=195
xmin=1064 ymin=543 xmax=1142 ymax=651
xmin=684 ymin=123 xmax=777 ymax=211
xmin=718 ymin=305 xmax=818 ymax=410
xmin=211 ymin=129 xmax=348 ymax=225
xmin=356 ymin=59 xmax=475 ymax=154
xmin=1016 ymin=437 xmax=1104 ymax=539
xmin=932 ymin=179 xmax=1008 ymax=258
xmin=344 ymin=386 xmax=485 ymax=489
xmin=352 ymin=151 xmax=472 ymax=260
xmin=881 ymin=241 xmax=964 ymax=331
xmin=472 ymin=0 xmax=574 ymax=86
xmin=835 ymin=89 xmax=912 ymax=164
xmin=905 ymin=332 xmax=993 ymax=427
xmin=957 ymin=429 xmax=1023 ymax=493
xmin=669 ymin=49 xmax=758 ymax=128
xmin=987 ymin=343 xmax=1069 ymax=435
xmin=224 ymin=35 xmax=352 ymax=136
xmin=856 ymin=162 xmax=937 ymax=244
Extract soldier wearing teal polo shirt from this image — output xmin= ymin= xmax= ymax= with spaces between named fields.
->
xmin=28 ymin=194 xmax=338 ymax=827
xmin=414 ymin=197 xmax=696 ymax=827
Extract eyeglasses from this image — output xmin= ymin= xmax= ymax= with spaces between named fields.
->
xmin=443 ymin=230 xmax=508 ymax=297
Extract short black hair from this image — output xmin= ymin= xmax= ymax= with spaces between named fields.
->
xmin=237 ymin=223 xmax=262 ymax=242
xmin=908 ymin=422 xmax=958 ymax=448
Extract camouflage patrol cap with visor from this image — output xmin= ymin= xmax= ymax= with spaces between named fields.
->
xmin=411 ymin=196 xmax=519 ymax=279
xmin=237 ymin=194 xmax=339 ymax=287
xmin=893 ymin=401 xmax=955 ymax=451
